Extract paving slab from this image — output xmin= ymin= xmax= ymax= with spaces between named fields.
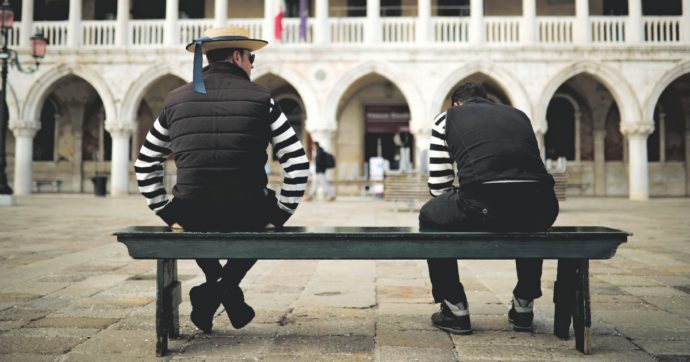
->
xmin=1 ymin=195 xmax=689 ymax=360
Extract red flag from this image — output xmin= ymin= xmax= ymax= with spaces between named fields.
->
xmin=274 ymin=0 xmax=286 ymax=41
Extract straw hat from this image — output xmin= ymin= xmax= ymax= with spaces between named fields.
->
xmin=185 ymin=26 xmax=267 ymax=53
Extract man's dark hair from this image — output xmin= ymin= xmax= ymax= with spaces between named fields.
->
xmin=451 ymin=82 xmax=488 ymax=104
xmin=206 ymin=48 xmax=243 ymax=63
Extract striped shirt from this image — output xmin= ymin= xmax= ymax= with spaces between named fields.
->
xmin=427 ymin=112 xmax=455 ymax=197
xmin=134 ymin=97 xmax=309 ymax=221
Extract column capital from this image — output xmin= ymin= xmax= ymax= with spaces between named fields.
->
xmin=621 ymin=122 xmax=654 ymax=136
xmin=9 ymin=120 xmax=41 ymax=138
xmin=105 ymin=121 xmax=136 ymax=137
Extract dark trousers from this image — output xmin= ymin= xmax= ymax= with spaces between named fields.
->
xmin=420 ymin=182 xmax=559 ymax=304
xmin=168 ymin=195 xmax=273 ymax=289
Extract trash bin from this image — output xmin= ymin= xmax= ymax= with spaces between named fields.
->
xmin=92 ymin=175 xmax=107 ymax=197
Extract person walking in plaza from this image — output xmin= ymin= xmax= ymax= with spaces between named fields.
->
xmin=304 ymin=141 xmax=336 ymax=202
xmin=420 ymin=82 xmax=559 ymax=335
xmin=134 ymin=27 xmax=309 ymax=333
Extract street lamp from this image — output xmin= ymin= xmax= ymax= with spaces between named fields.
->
xmin=0 ymin=0 xmax=47 ymax=195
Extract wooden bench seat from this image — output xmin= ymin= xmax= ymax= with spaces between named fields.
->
xmin=114 ymin=226 xmax=629 ymax=356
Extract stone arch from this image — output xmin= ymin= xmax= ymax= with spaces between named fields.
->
xmin=430 ymin=62 xmax=533 ymax=127
xmin=539 ymin=61 xmax=641 ymax=135
xmin=324 ymin=61 xmax=425 ymax=133
xmin=4 ymin=81 xmax=20 ymax=124
xmin=120 ymin=64 xmax=189 ymax=125
xmin=252 ymin=64 xmax=319 ymax=131
xmin=22 ymin=64 xmax=116 ymax=124
xmin=553 ymin=93 xmax=581 ymax=114
xmin=643 ymin=60 xmax=690 ymax=124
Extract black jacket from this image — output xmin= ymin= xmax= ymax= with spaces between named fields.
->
xmin=162 ymin=62 xmax=272 ymax=202
xmin=445 ymin=97 xmax=554 ymax=189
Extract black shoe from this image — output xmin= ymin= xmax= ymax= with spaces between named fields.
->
xmin=220 ymin=285 xmax=255 ymax=329
xmin=189 ymin=282 xmax=221 ymax=333
xmin=508 ymin=299 xmax=534 ymax=332
xmin=431 ymin=301 xmax=472 ymax=335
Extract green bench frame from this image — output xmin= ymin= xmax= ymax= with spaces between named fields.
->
xmin=114 ymin=226 xmax=629 ymax=356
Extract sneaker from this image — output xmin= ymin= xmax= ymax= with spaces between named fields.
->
xmin=431 ymin=300 xmax=472 ymax=335
xmin=189 ymin=282 xmax=221 ymax=333
xmin=220 ymin=285 xmax=255 ymax=329
xmin=508 ymin=297 xmax=534 ymax=332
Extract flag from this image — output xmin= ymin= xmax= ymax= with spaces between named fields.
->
xmin=275 ymin=0 xmax=286 ymax=41
xmin=299 ymin=0 xmax=309 ymax=41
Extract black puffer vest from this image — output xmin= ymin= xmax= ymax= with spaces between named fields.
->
xmin=446 ymin=97 xmax=554 ymax=189
xmin=162 ymin=62 xmax=272 ymax=202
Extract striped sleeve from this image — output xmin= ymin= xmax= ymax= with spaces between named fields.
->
xmin=134 ymin=112 xmax=172 ymax=214
xmin=428 ymin=112 xmax=455 ymax=197
xmin=269 ymin=98 xmax=310 ymax=218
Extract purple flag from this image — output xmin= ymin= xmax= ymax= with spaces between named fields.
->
xmin=299 ymin=0 xmax=308 ymax=41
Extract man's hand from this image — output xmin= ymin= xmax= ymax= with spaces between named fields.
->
xmin=171 ymin=223 xmax=183 ymax=230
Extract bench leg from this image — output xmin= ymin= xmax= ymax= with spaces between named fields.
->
xmin=156 ymin=259 xmax=180 ymax=357
xmin=554 ymin=259 xmax=577 ymax=340
xmin=574 ymin=259 xmax=592 ymax=354
xmin=554 ymin=259 xmax=592 ymax=354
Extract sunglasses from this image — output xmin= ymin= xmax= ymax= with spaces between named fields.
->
xmin=248 ymin=53 xmax=255 ymax=64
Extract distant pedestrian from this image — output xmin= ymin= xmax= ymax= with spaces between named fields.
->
xmin=305 ymin=142 xmax=336 ymax=202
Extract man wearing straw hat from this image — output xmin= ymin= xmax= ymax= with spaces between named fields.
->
xmin=134 ymin=26 xmax=310 ymax=333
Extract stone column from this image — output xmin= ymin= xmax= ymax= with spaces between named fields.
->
xmin=469 ymin=0 xmax=484 ymax=44
xmin=574 ymin=111 xmax=582 ymax=161
xmin=115 ymin=0 xmax=130 ymax=47
xmin=315 ymin=0 xmax=329 ymax=44
xmin=366 ymin=0 xmax=381 ymax=44
xmin=309 ymin=129 xmax=336 ymax=155
xmin=19 ymin=0 xmax=34 ymax=48
xmin=105 ymin=122 xmax=135 ymax=196
xmin=574 ymin=0 xmax=590 ymax=44
xmin=215 ymin=0 xmax=228 ymax=27
xmin=623 ymin=124 xmax=653 ymax=200
xmin=593 ymin=129 xmax=606 ymax=196
xmin=684 ymin=0 xmax=690 ymax=42
xmin=264 ymin=0 xmax=276 ymax=41
xmin=67 ymin=0 xmax=82 ymax=47
xmin=658 ymin=112 xmax=666 ymax=162
xmin=627 ymin=0 xmax=643 ymax=44
xmin=521 ymin=0 xmax=537 ymax=44
xmin=416 ymin=0 xmax=431 ymax=43
xmin=9 ymin=121 xmax=40 ymax=195
xmin=164 ymin=0 xmax=180 ymax=47
xmin=410 ymin=128 xmax=431 ymax=172
xmin=535 ymin=130 xmax=546 ymax=161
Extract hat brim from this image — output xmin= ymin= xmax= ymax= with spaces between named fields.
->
xmin=186 ymin=39 xmax=268 ymax=53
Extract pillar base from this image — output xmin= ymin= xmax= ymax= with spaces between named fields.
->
xmin=629 ymin=192 xmax=649 ymax=201
xmin=0 ymin=194 xmax=16 ymax=206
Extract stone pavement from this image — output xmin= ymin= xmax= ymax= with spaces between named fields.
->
xmin=0 ymin=194 xmax=689 ymax=361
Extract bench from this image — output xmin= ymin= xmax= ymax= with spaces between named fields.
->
xmin=383 ymin=173 xmax=431 ymax=211
xmin=114 ymin=226 xmax=629 ymax=356
xmin=32 ymin=180 xmax=62 ymax=193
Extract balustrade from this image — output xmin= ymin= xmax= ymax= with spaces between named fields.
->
xmin=33 ymin=21 xmax=69 ymax=48
xmin=82 ymin=20 xmax=116 ymax=47
xmin=129 ymin=20 xmax=165 ymax=48
xmin=5 ymin=15 xmax=686 ymax=49
xmin=590 ymin=17 xmax=626 ymax=43
xmin=179 ymin=19 xmax=214 ymax=44
xmin=330 ymin=18 xmax=365 ymax=43
xmin=281 ymin=18 xmax=314 ymax=44
xmin=382 ymin=17 xmax=416 ymax=43
xmin=484 ymin=17 xmax=520 ymax=44
xmin=643 ymin=17 xmax=681 ymax=43
xmin=537 ymin=17 xmax=573 ymax=44
xmin=432 ymin=17 xmax=469 ymax=43
xmin=7 ymin=23 xmax=20 ymax=47
xmin=230 ymin=19 xmax=263 ymax=39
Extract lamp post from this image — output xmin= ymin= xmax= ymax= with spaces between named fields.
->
xmin=0 ymin=0 xmax=47 ymax=196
